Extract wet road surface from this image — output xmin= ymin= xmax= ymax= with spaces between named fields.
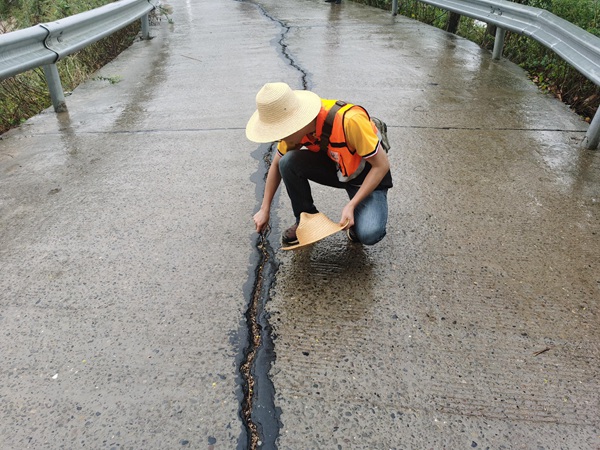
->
xmin=0 ymin=0 xmax=598 ymax=448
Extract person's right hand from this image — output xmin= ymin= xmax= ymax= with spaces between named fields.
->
xmin=253 ymin=208 xmax=270 ymax=233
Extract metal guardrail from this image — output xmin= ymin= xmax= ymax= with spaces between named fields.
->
xmin=0 ymin=0 xmax=157 ymax=112
xmin=0 ymin=26 xmax=57 ymax=79
xmin=391 ymin=0 xmax=600 ymax=149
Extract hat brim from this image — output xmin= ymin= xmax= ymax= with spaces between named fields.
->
xmin=246 ymin=90 xmax=322 ymax=143
xmin=281 ymin=212 xmax=345 ymax=250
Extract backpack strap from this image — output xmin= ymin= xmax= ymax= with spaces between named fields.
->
xmin=320 ymin=100 xmax=347 ymax=152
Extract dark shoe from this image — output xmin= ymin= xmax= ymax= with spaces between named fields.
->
xmin=282 ymin=223 xmax=299 ymax=245
xmin=346 ymin=227 xmax=359 ymax=243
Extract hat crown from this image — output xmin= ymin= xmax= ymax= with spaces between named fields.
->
xmin=246 ymin=82 xmax=321 ymax=143
xmin=256 ymin=82 xmax=301 ymax=125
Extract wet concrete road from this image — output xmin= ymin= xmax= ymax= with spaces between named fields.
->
xmin=1 ymin=0 xmax=599 ymax=448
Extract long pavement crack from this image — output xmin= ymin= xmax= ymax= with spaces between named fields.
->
xmin=239 ymin=3 xmax=314 ymax=448
xmin=254 ymin=3 xmax=311 ymax=89
xmin=240 ymin=144 xmax=281 ymax=449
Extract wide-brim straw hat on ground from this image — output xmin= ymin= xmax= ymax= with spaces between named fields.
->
xmin=282 ymin=212 xmax=347 ymax=250
xmin=246 ymin=82 xmax=322 ymax=143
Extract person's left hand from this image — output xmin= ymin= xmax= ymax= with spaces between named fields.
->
xmin=340 ymin=203 xmax=355 ymax=230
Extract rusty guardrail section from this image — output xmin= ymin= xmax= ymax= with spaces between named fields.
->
xmin=0 ymin=0 xmax=158 ymax=112
xmin=391 ymin=0 xmax=600 ymax=149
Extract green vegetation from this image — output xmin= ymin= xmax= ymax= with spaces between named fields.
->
xmin=356 ymin=0 xmax=599 ymax=122
xmin=1 ymin=0 xmax=112 ymax=26
xmin=0 ymin=0 xmax=141 ymax=134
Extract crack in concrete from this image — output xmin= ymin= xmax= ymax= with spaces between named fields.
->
xmin=255 ymin=3 xmax=311 ymax=89
xmin=240 ymin=262 xmax=262 ymax=449
xmin=241 ymin=142 xmax=281 ymax=450
xmin=238 ymin=3 xmax=314 ymax=448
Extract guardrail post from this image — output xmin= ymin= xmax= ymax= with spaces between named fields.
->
xmin=392 ymin=0 xmax=398 ymax=16
xmin=42 ymin=64 xmax=67 ymax=113
xmin=141 ymin=14 xmax=150 ymax=39
xmin=583 ymin=113 xmax=600 ymax=150
xmin=492 ymin=27 xmax=506 ymax=60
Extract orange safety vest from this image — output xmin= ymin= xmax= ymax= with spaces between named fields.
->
xmin=300 ymin=99 xmax=377 ymax=181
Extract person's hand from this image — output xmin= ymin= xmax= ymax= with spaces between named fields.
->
xmin=340 ymin=203 xmax=355 ymax=230
xmin=253 ymin=208 xmax=270 ymax=233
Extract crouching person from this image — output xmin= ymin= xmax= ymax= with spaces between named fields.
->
xmin=246 ymin=82 xmax=392 ymax=246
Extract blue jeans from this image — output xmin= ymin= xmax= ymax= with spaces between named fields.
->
xmin=278 ymin=149 xmax=388 ymax=245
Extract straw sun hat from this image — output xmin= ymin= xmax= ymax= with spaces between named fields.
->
xmin=282 ymin=212 xmax=348 ymax=250
xmin=246 ymin=82 xmax=322 ymax=143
